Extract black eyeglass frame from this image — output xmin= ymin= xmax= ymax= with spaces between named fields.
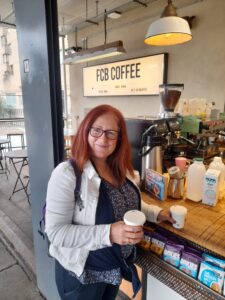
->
xmin=89 ymin=127 xmax=120 ymax=140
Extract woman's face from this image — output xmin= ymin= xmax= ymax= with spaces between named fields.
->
xmin=88 ymin=113 xmax=119 ymax=161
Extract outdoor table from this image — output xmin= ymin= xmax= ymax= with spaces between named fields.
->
xmin=5 ymin=149 xmax=30 ymax=204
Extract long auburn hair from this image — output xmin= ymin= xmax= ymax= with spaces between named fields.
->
xmin=71 ymin=105 xmax=134 ymax=183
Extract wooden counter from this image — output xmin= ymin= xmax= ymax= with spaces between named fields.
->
xmin=142 ymin=192 xmax=225 ymax=259
xmin=136 ymin=192 xmax=225 ymax=300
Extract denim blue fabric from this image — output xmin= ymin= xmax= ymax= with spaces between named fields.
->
xmin=55 ymin=260 xmax=119 ymax=300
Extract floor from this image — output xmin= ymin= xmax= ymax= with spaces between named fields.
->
xmin=0 ymin=159 xmax=45 ymax=299
xmin=0 ymin=161 xmax=33 ymax=252
xmin=0 ymin=235 xmax=43 ymax=300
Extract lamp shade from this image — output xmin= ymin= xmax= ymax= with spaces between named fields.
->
xmin=144 ymin=16 xmax=192 ymax=46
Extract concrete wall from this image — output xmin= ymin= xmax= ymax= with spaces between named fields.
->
xmin=67 ymin=0 xmax=225 ymax=127
xmin=14 ymin=0 xmax=63 ymax=299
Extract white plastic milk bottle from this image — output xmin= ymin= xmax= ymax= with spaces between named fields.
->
xmin=186 ymin=158 xmax=206 ymax=202
xmin=209 ymin=156 xmax=225 ymax=192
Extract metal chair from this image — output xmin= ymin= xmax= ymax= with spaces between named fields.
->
xmin=0 ymin=146 xmax=8 ymax=179
xmin=7 ymin=132 xmax=25 ymax=150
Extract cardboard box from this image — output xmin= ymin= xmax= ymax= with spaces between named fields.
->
xmin=202 ymin=169 xmax=220 ymax=206
xmin=198 ymin=261 xmax=224 ymax=294
xmin=145 ymin=169 xmax=168 ymax=201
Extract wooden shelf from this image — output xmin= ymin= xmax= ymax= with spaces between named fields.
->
xmin=137 ymin=249 xmax=225 ymax=300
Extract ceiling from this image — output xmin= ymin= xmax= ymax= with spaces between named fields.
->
xmin=57 ymin=0 xmax=154 ymax=34
xmin=0 ymin=0 xmax=155 ymax=33
xmin=0 ymin=0 xmax=15 ymax=27
xmin=0 ymin=0 xmax=202 ymax=34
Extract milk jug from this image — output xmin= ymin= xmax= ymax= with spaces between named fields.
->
xmin=186 ymin=158 xmax=206 ymax=202
xmin=209 ymin=156 xmax=225 ymax=193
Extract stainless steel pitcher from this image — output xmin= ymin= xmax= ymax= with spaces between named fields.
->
xmin=167 ymin=177 xmax=185 ymax=199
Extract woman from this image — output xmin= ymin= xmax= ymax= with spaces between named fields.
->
xmin=45 ymin=104 xmax=173 ymax=300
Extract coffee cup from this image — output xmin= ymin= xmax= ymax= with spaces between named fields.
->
xmin=175 ymin=157 xmax=190 ymax=173
xmin=123 ymin=210 xmax=146 ymax=226
xmin=170 ymin=205 xmax=187 ymax=229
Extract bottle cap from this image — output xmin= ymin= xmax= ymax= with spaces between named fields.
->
xmin=213 ymin=156 xmax=222 ymax=162
xmin=123 ymin=210 xmax=146 ymax=226
xmin=193 ymin=157 xmax=203 ymax=162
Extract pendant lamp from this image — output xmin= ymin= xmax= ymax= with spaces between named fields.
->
xmin=64 ymin=9 xmax=126 ymax=64
xmin=144 ymin=0 xmax=192 ymax=46
xmin=64 ymin=41 xmax=126 ymax=64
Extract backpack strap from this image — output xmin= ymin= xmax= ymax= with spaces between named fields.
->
xmin=68 ymin=158 xmax=84 ymax=211
xmin=38 ymin=159 xmax=84 ymax=241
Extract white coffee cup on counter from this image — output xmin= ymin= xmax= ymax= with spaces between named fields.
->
xmin=170 ymin=205 xmax=187 ymax=229
xmin=123 ymin=210 xmax=146 ymax=226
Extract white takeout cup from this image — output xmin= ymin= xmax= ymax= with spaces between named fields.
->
xmin=123 ymin=210 xmax=146 ymax=226
xmin=170 ymin=205 xmax=187 ymax=229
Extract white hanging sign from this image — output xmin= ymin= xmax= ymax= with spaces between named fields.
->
xmin=83 ymin=53 xmax=167 ymax=97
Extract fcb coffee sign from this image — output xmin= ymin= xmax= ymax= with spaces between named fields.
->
xmin=83 ymin=53 xmax=167 ymax=97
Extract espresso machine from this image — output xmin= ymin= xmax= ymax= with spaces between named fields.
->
xmin=151 ymin=84 xmax=225 ymax=165
xmin=138 ymin=83 xmax=191 ymax=176
xmin=127 ymin=84 xmax=225 ymax=181
xmin=180 ymin=117 xmax=225 ymax=161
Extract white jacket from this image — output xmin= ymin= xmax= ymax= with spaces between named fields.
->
xmin=45 ymin=160 xmax=162 ymax=276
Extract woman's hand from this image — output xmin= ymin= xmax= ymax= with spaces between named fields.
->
xmin=110 ymin=221 xmax=144 ymax=245
xmin=157 ymin=209 xmax=175 ymax=224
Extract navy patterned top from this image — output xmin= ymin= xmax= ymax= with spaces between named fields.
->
xmin=71 ymin=178 xmax=140 ymax=285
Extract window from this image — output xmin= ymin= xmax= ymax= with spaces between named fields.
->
xmin=1 ymin=35 xmax=7 ymax=47
xmin=9 ymin=65 xmax=14 ymax=75
xmin=6 ymin=93 xmax=16 ymax=106
xmin=3 ymin=53 xmax=9 ymax=64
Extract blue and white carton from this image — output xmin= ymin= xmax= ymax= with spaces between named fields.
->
xmin=202 ymin=169 xmax=220 ymax=206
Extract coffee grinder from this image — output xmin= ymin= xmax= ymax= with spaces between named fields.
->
xmin=159 ymin=84 xmax=184 ymax=118
xmin=158 ymin=84 xmax=197 ymax=167
xmin=159 ymin=83 xmax=184 ymax=155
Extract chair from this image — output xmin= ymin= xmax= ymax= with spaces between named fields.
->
xmin=0 ymin=146 xmax=8 ymax=179
xmin=7 ymin=132 xmax=25 ymax=149
xmin=5 ymin=149 xmax=30 ymax=204
xmin=0 ymin=147 xmax=3 ymax=168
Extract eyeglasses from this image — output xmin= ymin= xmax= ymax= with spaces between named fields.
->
xmin=89 ymin=127 xmax=119 ymax=140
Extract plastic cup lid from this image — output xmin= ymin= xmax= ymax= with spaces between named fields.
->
xmin=213 ymin=156 xmax=222 ymax=162
xmin=168 ymin=166 xmax=180 ymax=175
xmin=123 ymin=210 xmax=146 ymax=226
xmin=170 ymin=205 xmax=187 ymax=216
